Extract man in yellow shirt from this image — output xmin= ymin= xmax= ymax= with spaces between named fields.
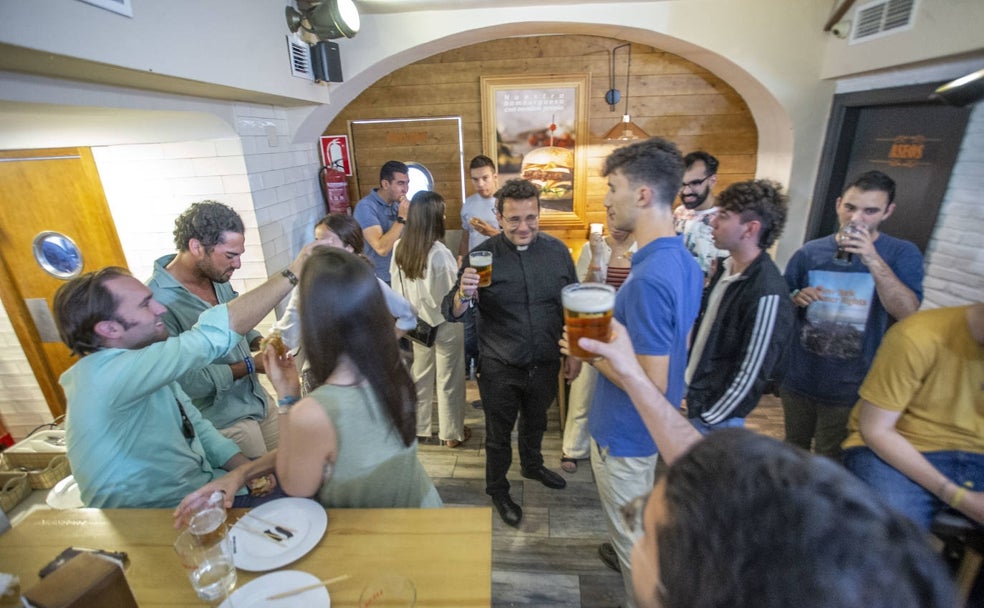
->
xmin=842 ymin=302 xmax=984 ymax=529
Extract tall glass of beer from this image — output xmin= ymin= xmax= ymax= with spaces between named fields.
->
xmin=470 ymin=251 xmax=493 ymax=287
xmin=562 ymin=283 xmax=616 ymax=360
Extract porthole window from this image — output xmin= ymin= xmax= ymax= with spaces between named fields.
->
xmin=406 ymin=162 xmax=434 ymax=200
xmin=33 ymin=231 xmax=83 ymax=279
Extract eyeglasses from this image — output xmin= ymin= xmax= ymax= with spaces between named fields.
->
xmin=501 ymin=215 xmax=539 ymax=229
xmin=620 ymin=493 xmax=649 ymax=534
xmin=681 ymin=175 xmax=712 ymax=191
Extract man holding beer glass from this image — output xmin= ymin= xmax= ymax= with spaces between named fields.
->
xmin=561 ymin=138 xmax=702 ymax=608
xmin=443 ymin=179 xmax=579 ymax=527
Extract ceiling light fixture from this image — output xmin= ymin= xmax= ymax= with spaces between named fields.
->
xmin=930 ymin=69 xmax=984 ymax=107
xmin=604 ymin=43 xmax=650 ymax=142
xmin=286 ymin=0 xmax=361 ymax=40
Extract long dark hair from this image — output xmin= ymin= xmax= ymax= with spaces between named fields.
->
xmin=316 ymin=214 xmax=366 ymax=255
xmin=394 ymin=191 xmax=445 ymax=280
xmin=299 ymin=248 xmax=416 ymax=446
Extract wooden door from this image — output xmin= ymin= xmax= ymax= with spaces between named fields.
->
xmin=0 ymin=148 xmax=128 ymax=418
xmin=349 ymin=118 xmax=465 ymax=228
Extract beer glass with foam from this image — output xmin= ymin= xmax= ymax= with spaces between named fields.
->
xmin=562 ymin=283 xmax=616 ymax=360
xmin=470 ymin=251 xmax=493 ymax=288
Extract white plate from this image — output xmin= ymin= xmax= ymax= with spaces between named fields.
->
xmin=231 ymin=497 xmax=328 ymax=572
xmin=218 ymin=570 xmax=330 ymax=607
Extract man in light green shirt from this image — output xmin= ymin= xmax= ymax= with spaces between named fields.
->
xmin=55 ymin=242 xmax=318 ymax=508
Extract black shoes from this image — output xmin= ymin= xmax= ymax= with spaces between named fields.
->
xmin=491 ymin=494 xmax=523 ymax=527
xmin=521 ymin=465 xmax=567 ymax=489
xmin=598 ymin=542 xmax=621 ymax=572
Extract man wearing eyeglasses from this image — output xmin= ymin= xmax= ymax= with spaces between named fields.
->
xmin=443 ymin=178 xmax=580 ymax=527
xmin=674 ymin=151 xmax=729 ymax=278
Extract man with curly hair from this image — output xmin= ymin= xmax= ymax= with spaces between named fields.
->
xmin=148 ymin=201 xmax=277 ymax=457
xmin=684 ymin=179 xmax=794 ymax=433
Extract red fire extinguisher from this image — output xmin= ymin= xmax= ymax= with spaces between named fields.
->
xmin=319 ymin=166 xmax=351 ymax=215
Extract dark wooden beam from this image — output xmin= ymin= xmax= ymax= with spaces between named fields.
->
xmin=823 ymin=0 xmax=857 ymax=31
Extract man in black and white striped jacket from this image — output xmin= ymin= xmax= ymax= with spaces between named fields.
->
xmin=684 ymin=180 xmax=794 ymax=433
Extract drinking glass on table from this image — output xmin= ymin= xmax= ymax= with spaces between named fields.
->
xmin=562 ymin=283 xmax=616 ymax=361
xmin=173 ymin=496 xmax=236 ymax=602
xmin=470 ymin=251 xmax=493 ymax=288
xmin=360 ymin=574 xmax=417 ymax=607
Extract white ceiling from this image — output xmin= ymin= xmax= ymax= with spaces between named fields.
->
xmin=356 ymin=0 xmax=662 ymax=13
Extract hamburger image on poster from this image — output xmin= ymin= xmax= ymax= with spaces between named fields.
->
xmin=521 ymin=146 xmax=574 ymax=212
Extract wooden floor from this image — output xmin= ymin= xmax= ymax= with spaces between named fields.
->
xmin=416 ymin=379 xmax=786 ymax=608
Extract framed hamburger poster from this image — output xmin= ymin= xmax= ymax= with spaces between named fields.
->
xmin=481 ymin=74 xmax=589 ymax=228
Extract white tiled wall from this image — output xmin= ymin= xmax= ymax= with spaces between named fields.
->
xmin=0 ymin=313 xmax=49 ymax=439
xmin=921 ymin=102 xmax=984 ymax=309
xmin=0 ymin=109 xmax=325 ymax=441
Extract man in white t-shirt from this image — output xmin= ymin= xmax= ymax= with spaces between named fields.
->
xmin=459 ymin=155 xmax=501 ymax=257
xmin=459 ymin=155 xmax=501 ymax=376
xmin=674 ymin=151 xmax=728 ymax=278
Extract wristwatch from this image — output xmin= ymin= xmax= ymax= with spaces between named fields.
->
xmin=395 ymin=216 xmax=406 ymax=224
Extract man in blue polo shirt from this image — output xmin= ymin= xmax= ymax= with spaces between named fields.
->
xmin=584 ymin=138 xmax=702 ymax=608
xmin=353 ymin=160 xmax=411 ymax=284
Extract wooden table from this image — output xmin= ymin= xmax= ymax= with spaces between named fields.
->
xmin=0 ymin=506 xmax=492 ymax=606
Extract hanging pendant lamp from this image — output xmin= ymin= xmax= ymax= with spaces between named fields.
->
xmin=604 ymin=43 xmax=650 ymax=142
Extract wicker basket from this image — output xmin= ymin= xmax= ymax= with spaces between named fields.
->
xmin=0 ymin=470 xmax=30 ymax=514
xmin=20 ymin=455 xmax=71 ymax=490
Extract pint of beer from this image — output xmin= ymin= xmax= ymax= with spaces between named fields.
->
xmin=470 ymin=251 xmax=493 ymax=287
xmin=562 ymin=283 xmax=616 ymax=360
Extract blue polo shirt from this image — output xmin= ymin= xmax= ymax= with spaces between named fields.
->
xmin=588 ymin=236 xmax=702 ymax=457
xmin=353 ymin=189 xmax=399 ymax=282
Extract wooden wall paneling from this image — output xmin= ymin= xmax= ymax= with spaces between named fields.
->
xmin=325 ymin=35 xmax=757 ymax=252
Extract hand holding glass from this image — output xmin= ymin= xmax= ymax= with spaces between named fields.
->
xmin=834 ymin=222 xmax=864 ymax=265
xmin=562 ymin=283 xmax=616 ymax=361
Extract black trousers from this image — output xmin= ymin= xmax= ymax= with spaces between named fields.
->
xmin=478 ymin=357 xmax=560 ymax=497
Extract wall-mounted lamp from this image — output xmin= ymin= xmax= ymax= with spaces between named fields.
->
xmin=286 ymin=0 xmax=360 ymax=40
xmin=930 ymin=69 xmax=984 ymax=107
xmin=603 ymin=43 xmax=650 ymax=142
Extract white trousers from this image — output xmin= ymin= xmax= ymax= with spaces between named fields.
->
xmin=562 ymin=362 xmax=597 ymax=459
xmin=590 ymin=439 xmax=658 ymax=608
xmin=412 ymin=321 xmax=467 ymax=441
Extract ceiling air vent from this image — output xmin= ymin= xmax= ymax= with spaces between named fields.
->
xmin=850 ymin=0 xmax=917 ymax=44
xmin=287 ymin=34 xmax=314 ymax=80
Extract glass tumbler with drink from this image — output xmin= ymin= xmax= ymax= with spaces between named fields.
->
xmin=834 ymin=221 xmax=864 ymax=265
xmin=173 ymin=492 xmax=236 ymax=602
xmin=562 ymin=283 xmax=616 ymax=361
xmin=470 ymin=251 xmax=493 ymax=288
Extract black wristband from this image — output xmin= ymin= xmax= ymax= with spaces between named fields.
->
xmin=395 ymin=216 xmax=406 ymax=224
xmin=281 ymin=268 xmax=298 ymax=286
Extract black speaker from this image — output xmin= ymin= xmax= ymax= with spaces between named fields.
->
xmin=311 ymin=41 xmax=343 ymax=83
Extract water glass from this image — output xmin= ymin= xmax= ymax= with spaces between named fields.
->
xmin=173 ymin=521 xmax=236 ymax=602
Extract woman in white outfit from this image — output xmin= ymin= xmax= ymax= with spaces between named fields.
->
xmin=561 ymin=207 xmax=636 ymax=472
xmin=391 ymin=191 xmax=469 ymax=448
